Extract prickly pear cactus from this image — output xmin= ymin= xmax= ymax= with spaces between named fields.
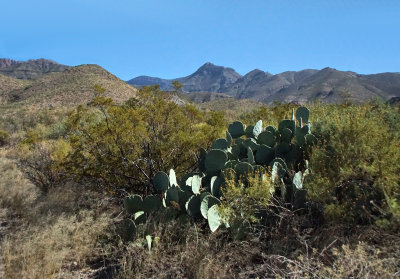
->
xmin=125 ymin=106 xmax=317 ymax=235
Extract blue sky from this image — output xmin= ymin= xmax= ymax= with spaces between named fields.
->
xmin=1 ymin=0 xmax=399 ymax=79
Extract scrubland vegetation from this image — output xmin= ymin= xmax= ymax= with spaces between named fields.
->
xmin=0 ymin=85 xmax=399 ymax=278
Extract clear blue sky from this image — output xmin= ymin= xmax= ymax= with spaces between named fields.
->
xmin=1 ymin=0 xmax=399 ymax=80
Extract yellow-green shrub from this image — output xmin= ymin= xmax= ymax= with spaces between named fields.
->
xmin=62 ymin=86 xmax=225 ymax=194
xmin=304 ymin=102 xmax=400 ymax=226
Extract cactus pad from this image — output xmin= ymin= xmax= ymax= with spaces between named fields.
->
xmin=153 ymin=171 xmax=169 ymax=191
xmin=228 ymin=121 xmax=245 ymax=138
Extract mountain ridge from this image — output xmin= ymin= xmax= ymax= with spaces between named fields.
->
xmin=0 ymin=58 xmax=70 ymax=80
xmin=128 ymin=63 xmax=400 ymax=104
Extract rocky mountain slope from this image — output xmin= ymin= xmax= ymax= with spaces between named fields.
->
xmin=0 ymin=58 xmax=70 ymax=80
xmin=1 ymin=64 xmax=137 ymax=107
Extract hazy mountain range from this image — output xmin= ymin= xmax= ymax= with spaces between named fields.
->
xmin=1 ymin=58 xmax=400 ymax=105
xmin=129 ymin=62 xmax=400 ymax=104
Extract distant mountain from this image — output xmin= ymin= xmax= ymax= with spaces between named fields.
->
xmin=129 ymin=63 xmax=400 ymax=104
xmin=128 ymin=76 xmax=173 ymax=90
xmin=0 ymin=58 xmax=70 ymax=80
xmin=127 ymin=62 xmax=242 ymax=92
xmin=1 ymin=64 xmax=137 ymax=107
xmin=265 ymin=68 xmax=397 ymax=104
xmin=177 ymin=62 xmax=242 ymax=92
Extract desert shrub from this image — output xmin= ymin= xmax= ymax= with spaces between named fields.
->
xmin=0 ymin=129 xmax=9 ymax=146
xmin=62 ymin=86 xmax=225 ymax=194
xmin=303 ymin=103 xmax=400 ymax=226
xmin=0 ymin=156 xmax=38 ymax=214
xmin=220 ymin=170 xmax=275 ymax=231
xmin=16 ymin=139 xmax=69 ymax=193
xmin=282 ymin=242 xmax=399 ymax=279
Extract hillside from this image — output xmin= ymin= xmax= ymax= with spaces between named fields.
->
xmin=0 ymin=58 xmax=70 ymax=80
xmin=0 ymin=74 xmax=31 ymax=104
xmin=2 ymin=64 xmax=138 ymax=107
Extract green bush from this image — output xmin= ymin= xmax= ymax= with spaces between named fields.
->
xmin=304 ymin=102 xmax=400 ymax=227
xmin=61 ymin=86 xmax=225 ymax=194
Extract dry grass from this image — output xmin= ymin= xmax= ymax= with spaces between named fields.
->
xmin=1 ymin=211 xmax=111 ymax=279
xmin=0 ymin=156 xmax=38 ymax=215
xmin=114 ymin=216 xmax=400 ymax=279
xmin=0 ymin=153 xmax=116 ymax=279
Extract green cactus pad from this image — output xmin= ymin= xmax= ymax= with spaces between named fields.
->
xmin=180 ymin=172 xmax=196 ymax=191
xmin=265 ymin=125 xmax=277 ymax=136
xmin=201 ymin=195 xmax=221 ymax=219
xmin=123 ymin=195 xmax=143 ymax=214
xmin=296 ymin=107 xmax=310 ymax=123
xmin=271 ymin=162 xmax=285 ymax=183
xmin=169 ymin=169 xmax=178 ymax=187
xmin=153 ymin=171 xmax=169 ymax=192
xmin=186 ymin=195 xmax=201 ymax=217
xmin=200 ymin=191 xmax=211 ymax=200
xmin=278 ymin=119 xmax=296 ymax=133
xmin=253 ymin=120 xmax=263 ymax=138
xmin=269 ymin=157 xmax=288 ymax=171
xmin=185 ymin=174 xmax=202 ymax=194
xmin=245 ymin=125 xmax=255 ymax=138
xmin=257 ymin=131 xmax=275 ymax=147
xmin=122 ymin=218 xmax=136 ymax=241
xmin=255 ymin=144 xmax=274 ymax=165
xmin=293 ymin=171 xmax=303 ymax=190
xmin=228 ymin=121 xmax=245 ymax=138
xmin=295 ymin=127 xmax=306 ymax=146
xmin=244 ymin=138 xmax=258 ymax=151
xmin=235 ymin=138 xmax=245 ymax=145
xmin=247 ymin=147 xmax=255 ymax=165
xmin=231 ymin=144 xmax=241 ymax=158
xmin=211 ymin=138 xmax=230 ymax=151
xmin=165 ymin=185 xmax=180 ymax=207
xmin=226 ymin=131 xmax=233 ymax=146
xmin=225 ymin=160 xmax=238 ymax=169
xmin=142 ymin=195 xmax=162 ymax=213
xmin=280 ymin=128 xmax=293 ymax=142
xmin=198 ymin=148 xmax=207 ymax=173
xmin=301 ymin=123 xmax=311 ymax=134
xmin=208 ymin=204 xmax=222 ymax=232
xmin=146 ymin=235 xmax=152 ymax=252
xmin=211 ymin=176 xmax=224 ymax=198
xmin=199 ymin=148 xmax=207 ymax=157
xmin=235 ymin=162 xmax=254 ymax=177
xmin=134 ymin=211 xmax=146 ymax=224
xmin=227 ymin=151 xmax=238 ymax=161
xmin=275 ymin=142 xmax=291 ymax=157
xmin=205 ymin=149 xmax=228 ymax=174
xmin=178 ymin=190 xmax=192 ymax=211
